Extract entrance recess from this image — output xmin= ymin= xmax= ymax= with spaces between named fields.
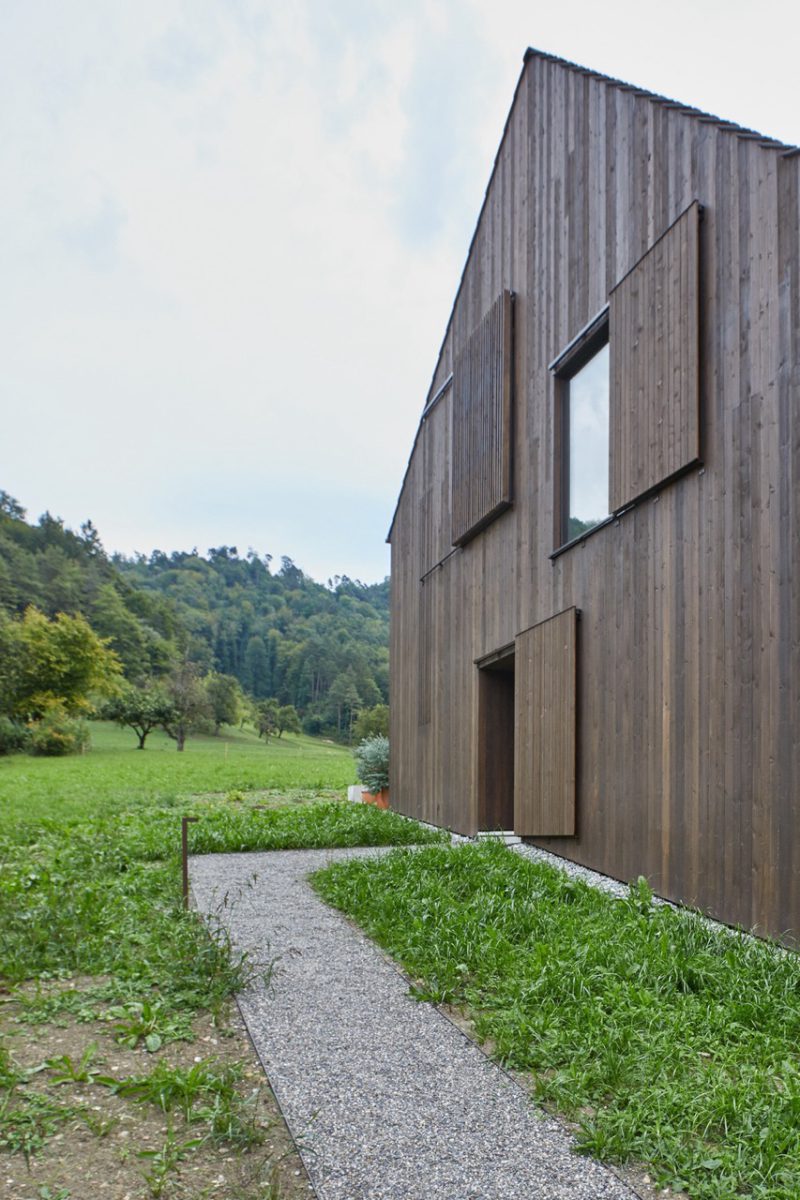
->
xmin=477 ymin=651 xmax=515 ymax=831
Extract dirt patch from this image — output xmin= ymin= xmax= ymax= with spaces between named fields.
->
xmin=1 ymin=981 xmax=313 ymax=1200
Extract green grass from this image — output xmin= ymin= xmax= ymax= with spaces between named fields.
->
xmin=108 ymin=1056 xmax=264 ymax=1148
xmin=312 ymin=841 xmax=800 ymax=1200
xmin=0 ymin=721 xmax=443 ymax=1004
xmin=0 ymin=721 xmax=357 ymax=825
xmin=0 ymin=722 xmax=444 ymax=1181
xmin=0 ymin=1089 xmax=87 ymax=1164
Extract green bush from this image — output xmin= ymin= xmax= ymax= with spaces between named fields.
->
xmin=0 ymin=717 xmax=29 ymax=755
xmin=29 ymin=707 xmax=90 ymax=757
xmin=354 ymin=734 xmax=389 ymax=792
xmin=302 ymin=711 xmax=324 ymax=737
xmin=352 ymin=704 xmax=389 ymax=742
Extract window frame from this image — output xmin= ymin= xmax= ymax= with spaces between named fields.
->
xmin=550 ymin=306 xmax=611 ymax=553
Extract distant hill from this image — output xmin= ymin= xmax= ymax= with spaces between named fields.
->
xmin=0 ymin=491 xmax=388 ymax=737
xmin=115 ymin=550 xmax=388 ymax=735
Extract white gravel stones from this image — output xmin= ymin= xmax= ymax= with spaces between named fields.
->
xmin=190 ymin=847 xmax=638 ymax=1200
xmin=511 ymin=843 xmax=631 ymax=899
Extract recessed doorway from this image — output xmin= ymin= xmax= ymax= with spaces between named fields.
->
xmin=477 ymin=650 xmax=515 ymax=831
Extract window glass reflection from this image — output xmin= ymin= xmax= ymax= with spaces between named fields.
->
xmin=568 ymin=343 xmax=609 ymax=540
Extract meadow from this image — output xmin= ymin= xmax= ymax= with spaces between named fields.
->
xmin=0 ymin=720 xmax=358 ymax=825
xmin=0 ymin=721 xmax=443 ymax=1199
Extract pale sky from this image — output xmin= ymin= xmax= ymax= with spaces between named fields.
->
xmin=3 ymin=0 xmax=799 ymax=583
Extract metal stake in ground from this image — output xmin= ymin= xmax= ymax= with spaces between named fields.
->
xmin=181 ymin=816 xmax=199 ymax=909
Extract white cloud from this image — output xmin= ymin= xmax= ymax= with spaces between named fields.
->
xmin=1 ymin=0 xmax=798 ymax=579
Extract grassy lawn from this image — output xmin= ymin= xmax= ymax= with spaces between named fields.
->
xmin=0 ymin=720 xmax=358 ymax=825
xmin=313 ymin=841 xmax=800 ymax=1200
xmin=0 ymin=722 xmax=444 ymax=1199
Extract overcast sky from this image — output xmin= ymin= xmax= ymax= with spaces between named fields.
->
xmin=3 ymin=0 xmax=799 ymax=584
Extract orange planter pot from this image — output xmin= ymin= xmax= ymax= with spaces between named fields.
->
xmin=361 ymin=788 xmax=390 ymax=810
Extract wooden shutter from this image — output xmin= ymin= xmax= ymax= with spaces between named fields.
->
xmin=514 ymin=608 xmax=577 ymax=836
xmin=451 ymin=291 xmax=514 ymax=545
xmin=609 ymin=201 xmax=701 ymax=512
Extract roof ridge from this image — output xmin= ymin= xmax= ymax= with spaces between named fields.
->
xmin=523 ymin=47 xmax=796 ymax=152
xmin=386 ymin=47 xmax=799 ymax=543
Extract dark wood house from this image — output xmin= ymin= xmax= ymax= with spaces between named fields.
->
xmin=387 ymin=49 xmax=800 ymax=941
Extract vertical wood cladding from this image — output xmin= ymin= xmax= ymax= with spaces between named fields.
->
xmin=389 ymin=50 xmax=800 ymax=942
xmin=514 ymin=609 xmax=577 ymax=835
xmin=417 ymin=579 xmax=432 ymax=726
xmin=610 ymin=202 xmax=701 ymax=511
xmin=451 ymin=291 xmax=514 ymax=545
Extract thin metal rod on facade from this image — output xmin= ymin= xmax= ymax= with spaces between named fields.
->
xmin=421 ymin=373 xmax=454 ymax=419
xmin=181 ymin=816 xmax=199 ymax=909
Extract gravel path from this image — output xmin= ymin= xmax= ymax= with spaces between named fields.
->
xmin=190 ymin=847 xmax=639 ymax=1200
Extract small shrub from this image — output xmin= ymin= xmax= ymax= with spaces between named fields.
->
xmin=28 ymin=707 xmax=90 ymax=757
xmin=354 ymin=735 xmax=389 ymax=792
xmin=0 ymin=717 xmax=29 ymax=756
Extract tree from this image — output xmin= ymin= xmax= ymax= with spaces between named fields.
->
xmin=90 ymin=582 xmax=152 ymax=681
xmin=160 ymin=661 xmax=210 ymax=751
xmin=255 ymin=698 xmax=279 ymax=741
xmin=243 ymin=636 xmax=270 ymax=698
xmin=278 ymin=556 xmax=305 ymax=588
xmin=275 ymin=703 xmax=301 ymax=737
xmin=326 ymin=670 xmax=361 ymax=741
xmin=101 ymin=681 xmax=176 ymax=749
xmin=352 ymin=703 xmax=389 ymax=742
xmin=0 ymin=606 xmax=121 ymax=720
xmin=205 ymin=672 xmax=243 ymax=733
xmin=0 ymin=491 xmax=26 ymax=520
xmin=79 ymin=519 xmax=104 ymax=558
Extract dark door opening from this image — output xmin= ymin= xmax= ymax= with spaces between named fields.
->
xmin=477 ymin=652 xmax=515 ymax=831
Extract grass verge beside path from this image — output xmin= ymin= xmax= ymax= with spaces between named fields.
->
xmin=312 ymin=840 xmax=800 ymax=1200
xmin=0 ymin=725 xmax=445 ymax=1196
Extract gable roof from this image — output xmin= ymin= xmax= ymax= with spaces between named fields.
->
xmin=386 ymin=47 xmax=799 ymax=543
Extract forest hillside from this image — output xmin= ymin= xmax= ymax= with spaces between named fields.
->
xmin=0 ymin=491 xmax=388 ymax=741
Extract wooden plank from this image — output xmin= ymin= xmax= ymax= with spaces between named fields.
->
xmin=451 ymin=291 xmax=514 ymax=544
xmin=417 ymin=577 xmax=433 ymax=727
xmin=609 ymin=201 xmax=701 ymax=511
xmin=514 ymin=608 xmax=577 ymax=836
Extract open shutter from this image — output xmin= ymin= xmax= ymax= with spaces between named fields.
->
xmin=514 ymin=608 xmax=577 ymax=836
xmin=609 ymin=201 xmax=701 ymax=512
xmin=451 ymin=290 xmax=514 ymax=545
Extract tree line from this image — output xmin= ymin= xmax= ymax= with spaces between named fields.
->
xmin=0 ymin=491 xmax=389 ymax=752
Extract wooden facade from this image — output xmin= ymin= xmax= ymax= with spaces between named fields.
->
xmin=514 ymin=608 xmax=577 ymax=837
xmin=609 ymin=201 xmax=701 ymax=510
xmin=388 ymin=49 xmax=800 ymax=941
xmin=451 ymin=290 xmax=515 ymax=545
